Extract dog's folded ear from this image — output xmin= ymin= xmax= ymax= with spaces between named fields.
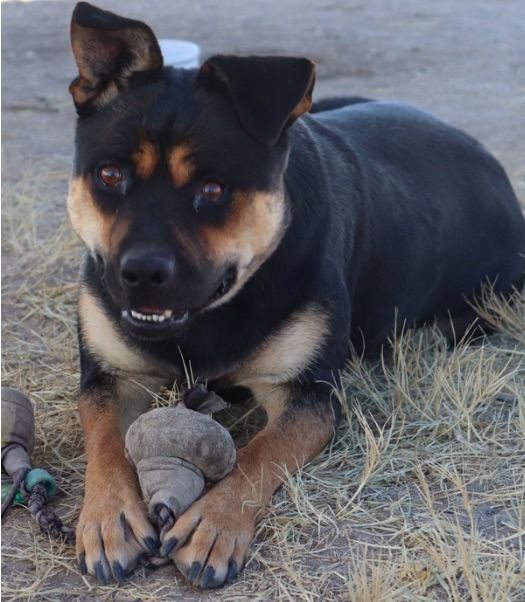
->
xmin=69 ymin=2 xmax=163 ymax=114
xmin=197 ymin=55 xmax=316 ymax=146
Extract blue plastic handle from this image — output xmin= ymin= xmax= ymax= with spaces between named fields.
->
xmin=9 ymin=468 xmax=58 ymax=505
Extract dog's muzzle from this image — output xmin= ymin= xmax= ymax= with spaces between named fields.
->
xmin=113 ymin=249 xmax=237 ymax=338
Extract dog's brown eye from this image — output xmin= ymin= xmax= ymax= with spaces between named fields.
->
xmin=98 ymin=165 xmax=122 ymax=187
xmin=201 ymin=181 xmax=223 ymax=202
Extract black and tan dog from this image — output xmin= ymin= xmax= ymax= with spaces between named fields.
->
xmin=68 ymin=2 xmax=525 ymax=589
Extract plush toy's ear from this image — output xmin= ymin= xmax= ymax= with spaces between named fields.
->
xmin=69 ymin=2 xmax=163 ymax=113
xmin=197 ymin=55 xmax=316 ymax=146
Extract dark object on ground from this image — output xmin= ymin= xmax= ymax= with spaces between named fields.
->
xmin=1 ymin=387 xmax=74 ymax=542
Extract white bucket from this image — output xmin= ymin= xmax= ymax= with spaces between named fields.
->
xmin=158 ymin=39 xmax=201 ymax=69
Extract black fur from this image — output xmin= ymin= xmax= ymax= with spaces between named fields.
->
xmin=78 ymin=92 xmax=525 ymax=361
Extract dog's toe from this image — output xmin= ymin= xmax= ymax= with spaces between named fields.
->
xmin=161 ymin=492 xmax=253 ymax=588
xmin=76 ymin=489 xmax=158 ymax=585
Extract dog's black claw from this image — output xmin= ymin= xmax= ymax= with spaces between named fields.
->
xmin=79 ymin=552 xmax=87 ymax=576
xmin=112 ymin=561 xmax=126 ymax=585
xmin=200 ymin=565 xmax=216 ymax=588
xmin=93 ymin=560 xmax=107 ymax=586
xmin=160 ymin=537 xmax=177 ymax=557
xmin=188 ymin=561 xmax=202 ymax=583
xmin=145 ymin=535 xmax=160 ymax=555
xmin=226 ymin=559 xmax=238 ymax=584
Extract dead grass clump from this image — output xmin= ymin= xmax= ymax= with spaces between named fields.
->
xmin=2 ymin=170 xmax=524 ymax=600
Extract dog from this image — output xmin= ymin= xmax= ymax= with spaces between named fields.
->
xmin=68 ymin=2 xmax=525 ymax=588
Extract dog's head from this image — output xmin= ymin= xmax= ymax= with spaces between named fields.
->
xmin=67 ymin=2 xmax=315 ymax=340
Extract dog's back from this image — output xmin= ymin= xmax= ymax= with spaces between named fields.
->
xmin=289 ymin=100 xmax=525 ymax=350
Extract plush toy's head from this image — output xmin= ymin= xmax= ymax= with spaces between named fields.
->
xmin=125 ymin=385 xmax=236 ymax=526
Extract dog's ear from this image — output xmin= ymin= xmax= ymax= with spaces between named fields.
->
xmin=69 ymin=2 xmax=163 ymax=113
xmin=197 ymin=55 xmax=316 ymax=146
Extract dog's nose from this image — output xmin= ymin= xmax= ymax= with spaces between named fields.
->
xmin=120 ymin=251 xmax=175 ymax=289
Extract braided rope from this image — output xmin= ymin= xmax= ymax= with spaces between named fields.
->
xmin=21 ymin=481 xmax=75 ymax=543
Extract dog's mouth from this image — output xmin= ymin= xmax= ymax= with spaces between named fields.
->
xmin=120 ymin=272 xmax=236 ymax=335
xmin=122 ymin=307 xmax=190 ymax=328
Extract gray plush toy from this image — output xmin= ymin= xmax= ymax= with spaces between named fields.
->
xmin=125 ymin=385 xmax=236 ymax=537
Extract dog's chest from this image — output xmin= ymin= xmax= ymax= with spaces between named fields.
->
xmin=81 ymin=285 xmax=328 ymax=390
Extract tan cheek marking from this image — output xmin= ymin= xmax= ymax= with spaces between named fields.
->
xmin=202 ymin=189 xmax=287 ymax=274
xmin=67 ymin=175 xmax=114 ymax=256
xmin=168 ymin=144 xmax=194 ymax=187
xmin=233 ymin=304 xmax=329 ymax=391
xmin=133 ymin=141 xmax=159 ymax=180
xmin=109 ymin=214 xmax=132 ymax=254
xmin=79 ymin=287 xmax=162 ymax=376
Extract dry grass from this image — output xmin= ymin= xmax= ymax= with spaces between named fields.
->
xmin=2 ymin=168 xmax=524 ymax=601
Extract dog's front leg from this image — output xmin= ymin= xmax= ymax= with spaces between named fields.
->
xmin=161 ymin=381 xmax=338 ymax=588
xmin=76 ymin=374 xmax=163 ymax=584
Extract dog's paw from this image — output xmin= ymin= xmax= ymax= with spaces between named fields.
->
xmin=159 ymin=490 xmax=255 ymax=588
xmin=76 ymin=486 xmax=158 ymax=585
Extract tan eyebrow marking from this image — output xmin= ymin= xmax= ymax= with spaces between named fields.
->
xmin=168 ymin=144 xmax=194 ymax=187
xmin=133 ymin=141 xmax=159 ymax=180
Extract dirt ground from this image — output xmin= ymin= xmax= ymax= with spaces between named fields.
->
xmin=2 ymin=1 xmax=525 ymax=601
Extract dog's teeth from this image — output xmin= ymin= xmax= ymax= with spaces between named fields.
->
xmin=127 ymin=309 xmax=176 ymax=323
